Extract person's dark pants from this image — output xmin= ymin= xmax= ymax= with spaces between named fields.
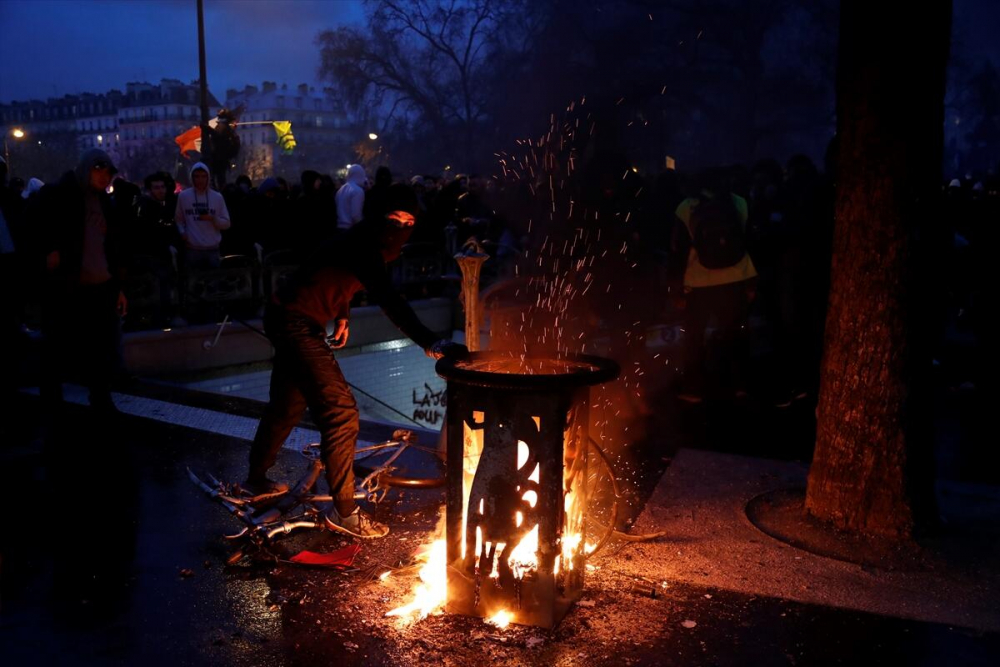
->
xmin=149 ymin=255 xmax=177 ymax=325
xmin=681 ymin=280 xmax=753 ymax=398
xmin=130 ymin=255 xmax=177 ymax=326
xmin=248 ymin=308 xmax=359 ymax=513
xmin=0 ymin=253 xmax=25 ymax=405
xmin=181 ymin=247 xmax=221 ymax=271
xmin=41 ymin=279 xmax=123 ymax=407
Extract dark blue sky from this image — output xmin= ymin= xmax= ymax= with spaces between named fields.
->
xmin=0 ymin=0 xmax=364 ymax=103
xmin=1 ymin=0 xmax=997 ymax=105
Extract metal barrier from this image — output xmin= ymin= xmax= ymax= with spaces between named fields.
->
xmin=122 ymin=245 xmax=457 ymax=330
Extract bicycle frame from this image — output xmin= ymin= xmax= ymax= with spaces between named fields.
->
xmin=189 ymin=429 xmax=442 ymax=564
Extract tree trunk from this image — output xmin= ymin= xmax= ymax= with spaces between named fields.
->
xmin=805 ymin=1 xmax=952 ymax=538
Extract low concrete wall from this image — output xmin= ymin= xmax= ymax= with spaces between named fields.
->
xmin=124 ymin=298 xmax=455 ymax=376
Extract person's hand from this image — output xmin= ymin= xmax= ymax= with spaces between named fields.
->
xmin=117 ymin=291 xmax=128 ymax=317
xmin=45 ymin=250 xmax=60 ymax=271
xmin=328 ymin=318 xmax=349 ymax=349
xmin=427 ymin=339 xmax=469 ymax=360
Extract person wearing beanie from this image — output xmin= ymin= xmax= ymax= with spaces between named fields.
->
xmin=31 ymin=148 xmax=130 ymax=415
xmin=246 ymin=183 xmax=467 ymax=538
xmin=174 ymin=161 xmax=231 ymax=270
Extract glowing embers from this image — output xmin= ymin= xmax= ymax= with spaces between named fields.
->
xmin=439 ymin=351 xmax=618 ymax=629
xmin=445 ymin=397 xmax=589 ymax=626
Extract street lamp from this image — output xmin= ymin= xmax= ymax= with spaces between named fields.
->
xmin=368 ymin=132 xmax=378 ymax=140
xmin=4 ymin=127 xmax=26 ymax=173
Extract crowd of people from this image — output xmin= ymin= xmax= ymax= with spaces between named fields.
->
xmin=0 ymin=147 xmax=994 ymax=419
xmin=0 ymin=149 xmax=473 ymax=537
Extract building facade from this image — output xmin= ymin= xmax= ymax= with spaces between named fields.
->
xmin=2 ymin=79 xmax=218 ymax=179
xmin=2 ymin=79 xmax=371 ymax=183
xmin=225 ymin=82 xmax=357 ymax=181
xmin=116 ymin=79 xmax=219 ymax=162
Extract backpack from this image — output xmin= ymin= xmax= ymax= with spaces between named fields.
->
xmin=689 ymin=195 xmax=746 ymax=269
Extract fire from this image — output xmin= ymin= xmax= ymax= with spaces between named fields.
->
xmin=385 ymin=539 xmax=447 ymax=621
xmin=507 ymin=524 xmax=539 ymax=579
xmin=487 ymin=609 xmax=512 ymax=629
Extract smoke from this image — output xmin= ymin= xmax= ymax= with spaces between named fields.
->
xmin=482 ymin=95 xmax=683 ymax=510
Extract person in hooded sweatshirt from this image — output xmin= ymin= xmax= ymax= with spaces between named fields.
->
xmin=246 ymin=183 xmax=467 ymax=538
xmin=32 ymin=148 xmax=129 ymax=415
xmin=174 ymin=161 xmax=231 ymax=270
xmin=336 ymin=164 xmax=367 ymax=230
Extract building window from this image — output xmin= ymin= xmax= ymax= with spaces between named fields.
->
xmin=316 ymin=115 xmax=322 ymax=127
xmin=277 ymin=96 xmax=284 ymax=108
xmin=314 ymin=99 xmax=322 ymax=111
xmin=295 ymin=97 xmax=302 ymax=109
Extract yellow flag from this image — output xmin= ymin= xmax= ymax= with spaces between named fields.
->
xmin=272 ymin=121 xmax=296 ymax=154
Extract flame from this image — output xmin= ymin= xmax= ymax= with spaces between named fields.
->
xmin=461 ymin=413 xmax=485 ymax=560
xmin=507 ymin=524 xmax=539 ymax=579
xmin=487 ymin=609 xmax=512 ymax=629
xmin=561 ymin=532 xmax=582 ymax=566
xmin=385 ymin=539 xmax=447 ymax=620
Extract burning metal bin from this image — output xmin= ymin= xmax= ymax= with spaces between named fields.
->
xmin=436 ymin=352 xmax=619 ymax=628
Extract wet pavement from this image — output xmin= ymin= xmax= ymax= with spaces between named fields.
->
xmin=1 ymin=387 xmax=998 ymax=666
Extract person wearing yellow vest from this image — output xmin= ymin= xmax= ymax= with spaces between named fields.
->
xmin=671 ymin=168 xmax=757 ymax=403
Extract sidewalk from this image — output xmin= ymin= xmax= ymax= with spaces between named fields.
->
xmin=623 ymin=448 xmax=1000 ymax=632
xmin=1 ymin=393 xmax=997 ymax=666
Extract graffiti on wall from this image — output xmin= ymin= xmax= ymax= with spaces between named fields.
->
xmin=412 ymin=382 xmax=446 ymax=426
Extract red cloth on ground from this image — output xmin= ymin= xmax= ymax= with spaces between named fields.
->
xmin=289 ymin=543 xmax=361 ymax=567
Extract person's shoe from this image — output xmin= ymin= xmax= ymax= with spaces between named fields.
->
xmin=242 ymin=477 xmax=289 ymax=497
xmin=324 ymin=505 xmax=389 ymax=539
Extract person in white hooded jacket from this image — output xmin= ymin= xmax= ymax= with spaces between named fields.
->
xmin=174 ymin=162 xmax=231 ymax=269
xmin=335 ymin=164 xmax=367 ymax=230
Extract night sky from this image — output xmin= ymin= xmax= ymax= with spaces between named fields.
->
xmin=1 ymin=0 xmax=998 ymax=105
xmin=0 ymin=0 xmax=364 ymax=103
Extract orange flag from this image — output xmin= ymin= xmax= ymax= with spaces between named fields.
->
xmin=175 ymin=126 xmax=202 ymax=155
